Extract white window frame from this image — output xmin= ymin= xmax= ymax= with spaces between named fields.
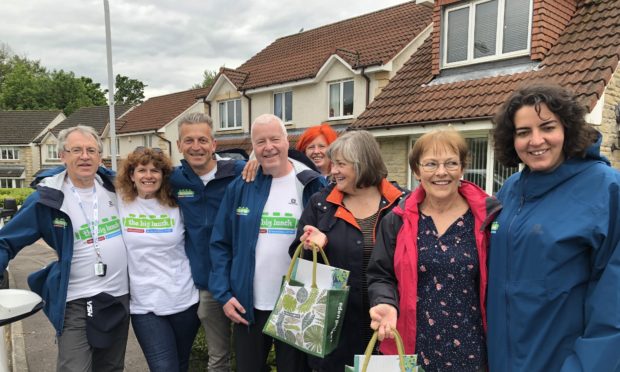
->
xmin=442 ymin=0 xmax=532 ymax=68
xmin=328 ymin=80 xmax=354 ymax=119
xmin=274 ymin=91 xmax=293 ymax=123
xmin=218 ymin=99 xmax=242 ymax=130
xmin=47 ymin=144 xmax=59 ymax=160
xmin=0 ymin=147 xmax=20 ymax=160
xmin=0 ymin=178 xmax=24 ymax=188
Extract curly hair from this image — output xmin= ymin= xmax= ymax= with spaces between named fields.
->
xmin=493 ymin=84 xmax=598 ymax=167
xmin=116 ymin=147 xmax=176 ymax=207
xmin=295 ymin=123 xmax=339 ymax=152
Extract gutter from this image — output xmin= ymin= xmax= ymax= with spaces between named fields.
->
xmin=362 ymin=115 xmax=494 ymax=130
xmin=202 ymin=97 xmax=211 ymax=116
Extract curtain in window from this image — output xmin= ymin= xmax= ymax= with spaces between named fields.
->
xmin=503 ymin=0 xmax=529 ymax=53
xmin=446 ymin=7 xmax=469 ymax=63
xmin=329 ymin=83 xmax=340 ymax=117
xmin=474 ymin=0 xmax=498 ymax=59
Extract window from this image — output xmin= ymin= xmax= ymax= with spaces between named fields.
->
xmin=47 ymin=144 xmax=59 ymax=160
xmin=443 ymin=0 xmax=531 ymax=66
xmin=328 ymin=80 xmax=354 ymax=118
xmin=0 ymin=147 xmax=19 ymax=160
xmin=0 ymin=178 xmax=23 ymax=188
xmin=219 ymin=99 xmax=242 ymax=129
xmin=409 ymin=135 xmax=517 ymax=194
xmin=141 ymin=135 xmax=152 ymax=147
xmin=274 ymin=91 xmax=293 ymax=122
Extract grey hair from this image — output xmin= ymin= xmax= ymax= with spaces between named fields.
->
xmin=57 ymin=125 xmax=103 ymax=154
xmin=177 ymin=112 xmax=214 ymax=137
xmin=251 ymin=114 xmax=287 ymax=139
xmin=327 ymin=130 xmax=387 ymax=189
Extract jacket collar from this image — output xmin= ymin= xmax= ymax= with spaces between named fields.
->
xmin=326 ymin=178 xmax=403 ymax=207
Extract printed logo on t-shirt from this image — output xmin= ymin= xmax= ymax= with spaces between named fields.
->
xmin=74 ymin=216 xmax=122 ymax=243
xmin=53 ymin=217 xmax=68 ymax=229
xmin=122 ymin=214 xmax=174 ymax=233
xmin=259 ymin=212 xmax=297 ymax=235
xmin=176 ymin=189 xmax=195 ymax=198
xmin=236 ymin=206 xmax=250 ymax=216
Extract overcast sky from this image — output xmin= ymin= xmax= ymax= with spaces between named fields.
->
xmin=0 ymin=0 xmax=406 ymax=99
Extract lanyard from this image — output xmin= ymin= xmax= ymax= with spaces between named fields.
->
xmin=69 ymin=179 xmax=103 ymax=264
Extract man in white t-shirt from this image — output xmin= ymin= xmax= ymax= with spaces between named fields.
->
xmin=0 ymin=125 xmax=129 ymax=372
xmin=209 ymin=114 xmax=326 ymax=372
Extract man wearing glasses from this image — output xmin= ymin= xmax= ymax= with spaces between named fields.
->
xmin=0 ymin=125 xmax=129 ymax=371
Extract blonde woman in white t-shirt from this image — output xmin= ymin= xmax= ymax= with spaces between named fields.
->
xmin=116 ymin=146 xmax=199 ymax=372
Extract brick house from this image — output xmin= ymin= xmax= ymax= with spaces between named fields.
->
xmin=202 ymin=2 xmax=434 ymax=151
xmin=352 ymin=0 xmax=620 ymax=194
xmin=0 ymin=110 xmax=65 ymax=187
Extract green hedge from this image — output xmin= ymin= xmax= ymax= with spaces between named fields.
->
xmin=0 ymin=188 xmax=35 ymax=205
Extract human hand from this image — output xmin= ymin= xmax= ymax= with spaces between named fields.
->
xmin=242 ymin=159 xmax=259 ymax=182
xmin=223 ymin=297 xmax=249 ymax=325
xmin=369 ymin=304 xmax=397 ymax=341
xmin=300 ymin=225 xmax=327 ymax=250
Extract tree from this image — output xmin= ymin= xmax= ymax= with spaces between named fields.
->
xmin=192 ymin=69 xmax=217 ymax=89
xmin=114 ymin=74 xmax=145 ymax=105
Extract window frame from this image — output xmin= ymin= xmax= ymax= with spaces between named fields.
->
xmin=442 ymin=0 xmax=532 ymax=68
xmin=0 ymin=147 xmax=20 ymax=160
xmin=47 ymin=144 xmax=59 ymax=160
xmin=328 ymin=80 xmax=355 ymax=119
xmin=0 ymin=178 xmax=24 ymax=188
xmin=274 ymin=91 xmax=293 ymax=123
xmin=218 ymin=99 xmax=242 ymax=130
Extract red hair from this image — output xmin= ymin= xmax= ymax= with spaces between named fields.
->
xmin=295 ymin=123 xmax=338 ymax=152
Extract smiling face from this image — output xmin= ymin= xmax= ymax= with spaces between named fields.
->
xmin=513 ymin=104 xmax=565 ymax=172
xmin=330 ymin=154 xmax=357 ymax=194
xmin=305 ymin=134 xmax=330 ymax=175
xmin=130 ymin=162 xmax=162 ymax=199
xmin=252 ymin=119 xmax=291 ymax=178
xmin=177 ymin=122 xmax=217 ymax=176
xmin=60 ymin=130 xmax=101 ymax=188
xmin=415 ymin=146 xmax=464 ymax=203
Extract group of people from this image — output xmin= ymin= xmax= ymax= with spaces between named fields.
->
xmin=0 ymin=83 xmax=619 ymax=372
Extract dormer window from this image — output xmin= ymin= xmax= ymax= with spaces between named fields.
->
xmin=442 ymin=0 xmax=531 ymax=67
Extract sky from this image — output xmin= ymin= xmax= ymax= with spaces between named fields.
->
xmin=0 ymin=0 xmax=406 ymax=99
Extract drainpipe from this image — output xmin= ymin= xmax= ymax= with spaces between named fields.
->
xmin=202 ymin=97 xmax=211 ymax=116
xmin=154 ymin=132 xmax=172 ymax=157
xmin=361 ymin=66 xmax=371 ymax=108
xmin=242 ymin=90 xmax=252 ymax=134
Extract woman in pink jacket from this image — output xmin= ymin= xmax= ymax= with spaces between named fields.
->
xmin=367 ymin=129 xmax=499 ymax=371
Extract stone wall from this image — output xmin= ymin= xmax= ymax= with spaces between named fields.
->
xmin=600 ymin=65 xmax=620 ymax=169
xmin=377 ymin=136 xmax=410 ymax=188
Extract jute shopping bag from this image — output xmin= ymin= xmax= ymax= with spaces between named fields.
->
xmin=345 ymin=329 xmax=425 ymax=372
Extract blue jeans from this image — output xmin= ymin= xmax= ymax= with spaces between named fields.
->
xmin=131 ymin=303 xmax=200 ymax=372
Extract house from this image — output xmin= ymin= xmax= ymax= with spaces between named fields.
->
xmin=35 ymin=104 xmax=133 ymax=171
xmin=202 ymin=2 xmax=434 ymax=151
xmin=352 ymin=0 xmax=620 ymax=194
xmin=0 ymin=110 xmax=66 ymax=187
xmin=107 ymin=87 xmax=211 ymax=166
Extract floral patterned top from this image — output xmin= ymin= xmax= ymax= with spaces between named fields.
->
xmin=415 ymin=209 xmax=486 ymax=371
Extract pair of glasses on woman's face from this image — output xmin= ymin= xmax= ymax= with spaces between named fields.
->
xmin=418 ymin=160 xmax=461 ymax=172
xmin=134 ymin=146 xmax=163 ymax=154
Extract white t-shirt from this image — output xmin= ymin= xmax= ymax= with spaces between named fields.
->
xmin=118 ymin=197 xmax=198 ymax=315
xmin=63 ymin=178 xmax=128 ymax=302
xmin=199 ymin=165 xmax=217 ymax=186
xmin=253 ymin=170 xmax=302 ymax=310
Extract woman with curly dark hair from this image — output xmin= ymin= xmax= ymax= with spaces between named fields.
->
xmin=487 ymin=84 xmax=620 ymax=371
xmin=116 ymin=147 xmax=199 ymax=372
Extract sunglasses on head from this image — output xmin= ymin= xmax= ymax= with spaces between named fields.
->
xmin=134 ymin=146 xmax=163 ymax=154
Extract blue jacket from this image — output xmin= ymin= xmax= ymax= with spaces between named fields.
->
xmin=487 ymin=134 xmax=620 ymax=372
xmin=170 ymin=159 xmax=245 ymax=290
xmin=208 ymin=159 xmax=326 ymax=324
xmin=0 ymin=166 xmax=117 ymax=335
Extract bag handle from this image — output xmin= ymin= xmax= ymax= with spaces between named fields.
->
xmin=361 ymin=329 xmax=406 ymax=372
xmin=286 ymin=242 xmax=330 ymax=288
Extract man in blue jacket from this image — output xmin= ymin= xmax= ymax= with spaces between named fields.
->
xmin=169 ymin=112 xmax=245 ymax=372
xmin=209 ymin=114 xmax=326 ymax=372
xmin=0 ymin=125 xmax=129 ymax=371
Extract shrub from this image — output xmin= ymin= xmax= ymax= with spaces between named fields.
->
xmin=0 ymin=188 xmax=35 ymax=205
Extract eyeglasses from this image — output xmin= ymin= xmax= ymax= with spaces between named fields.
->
xmin=134 ymin=146 xmax=163 ymax=154
xmin=63 ymin=147 xmax=100 ymax=156
xmin=419 ymin=160 xmax=461 ymax=172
